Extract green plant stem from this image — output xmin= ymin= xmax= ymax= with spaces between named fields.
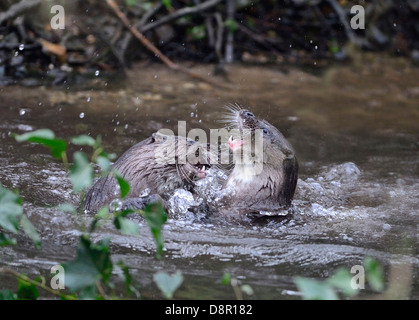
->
xmin=96 ymin=281 xmax=110 ymax=300
xmin=61 ymin=151 xmax=69 ymax=171
xmin=91 ymin=147 xmax=104 ymax=163
xmin=0 ymin=267 xmax=76 ymax=300
xmin=230 ymin=278 xmax=243 ymax=300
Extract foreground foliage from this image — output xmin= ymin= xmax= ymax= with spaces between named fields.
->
xmin=0 ymin=129 xmax=394 ymax=300
xmin=0 ymin=129 xmax=177 ymax=299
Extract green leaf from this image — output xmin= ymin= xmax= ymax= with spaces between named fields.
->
xmin=94 ymin=135 xmax=102 ymax=150
xmin=125 ymin=0 xmax=138 ymax=7
xmin=364 ymin=257 xmax=385 ymax=292
xmin=327 ymin=267 xmax=357 ymax=297
xmin=59 ymin=293 xmax=78 ymax=300
xmin=115 ymin=174 xmax=130 ymax=199
xmin=117 ymin=261 xmax=140 ymax=298
xmin=95 ymin=206 xmax=110 ymax=219
xmin=78 ymin=285 xmax=98 ymax=300
xmin=294 ymin=277 xmax=339 ymax=300
xmin=14 ymin=129 xmax=67 ymax=159
xmin=241 ymin=284 xmax=254 ymax=296
xmin=143 ymin=202 xmax=167 ymax=259
xmin=162 ymin=0 xmax=172 ymax=10
xmin=62 ymin=236 xmax=113 ymax=292
xmin=0 ymin=233 xmax=17 ymax=246
xmin=14 ymin=128 xmax=55 ymax=141
xmin=189 ymin=25 xmax=205 ymax=40
xmin=224 ymin=18 xmax=238 ymax=32
xmin=97 ymin=156 xmax=111 ymax=174
xmin=20 ymin=215 xmax=41 ymax=249
xmin=0 ymin=184 xmax=23 ymax=234
xmin=56 ymin=203 xmax=77 ymax=214
xmin=0 ymin=289 xmax=17 ymax=300
xmin=71 ymin=135 xmax=96 ymax=147
xmin=222 ymin=273 xmax=231 ymax=285
xmin=17 ymin=277 xmax=39 ymax=300
xmin=114 ymin=217 xmax=139 ymax=236
xmin=153 ymin=271 xmax=183 ymax=299
xmin=70 ymin=152 xmax=94 ymax=193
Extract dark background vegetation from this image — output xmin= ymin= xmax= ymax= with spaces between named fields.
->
xmin=0 ymin=0 xmax=419 ymax=86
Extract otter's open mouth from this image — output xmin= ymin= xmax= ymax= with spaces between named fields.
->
xmin=228 ymin=135 xmax=245 ymax=151
xmin=189 ymin=162 xmax=210 ymax=180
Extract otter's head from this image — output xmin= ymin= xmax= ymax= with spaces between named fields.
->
xmin=152 ymin=132 xmax=209 ymax=185
xmin=223 ymin=104 xmax=295 ymax=165
xmin=221 ymin=103 xmax=299 ymax=209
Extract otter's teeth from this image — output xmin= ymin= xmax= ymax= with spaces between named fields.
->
xmin=229 ymin=135 xmax=233 ymax=142
xmin=202 ymin=166 xmax=205 ymax=171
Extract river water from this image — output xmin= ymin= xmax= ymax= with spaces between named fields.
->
xmin=0 ymin=59 xmax=418 ymax=299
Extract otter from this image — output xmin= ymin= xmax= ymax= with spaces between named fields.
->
xmin=216 ymin=105 xmax=299 ymax=215
xmin=84 ymin=106 xmax=298 ymax=217
xmin=83 ymin=132 xmax=209 ymax=212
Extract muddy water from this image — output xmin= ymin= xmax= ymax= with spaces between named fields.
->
xmin=0 ymin=58 xmax=418 ymax=299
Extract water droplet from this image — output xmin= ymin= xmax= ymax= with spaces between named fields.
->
xmin=19 ymin=109 xmax=26 ymax=116
xmin=315 ymin=45 xmax=318 ymax=50
xmin=278 ymin=17 xmax=281 ymax=21
xmin=190 ymin=112 xmax=194 ymax=117
xmin=95 ymin=70 xmax=100 ymax=76
xmin=154 ymin=74 xmax=158 ymax=79
xmin=393 ymin=23 xmax=397 ymax=27
xmin=125 ymin=124 xmax=129 ymax=129
xmin=19 ymin=44 xmax=24 ymax=51
xmin=87 ymin=97 xmax=91 ymax=102
xmin=116 ymin=121 xmax=120 ymax=125
xmin=314 ymin=61 xmax=317 ymax=65
xmin=79 ymin=112 xmax=85 ymax=119
xmin=289 ymin=44 xmax=292 ymax=48
xmin=14 ymin=51 xmax=19 ymax=57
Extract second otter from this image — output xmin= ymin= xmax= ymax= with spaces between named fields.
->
xmin=83 ymin=133 xmax=208 ymax=212
xmin=216 ymin=106 xmax=299 ymax=215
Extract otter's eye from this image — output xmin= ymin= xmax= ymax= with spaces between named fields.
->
xmin=263 ymin=128 xmax=269 ymax=134
xmin=245 ymin=111 xmax=254 ymax=117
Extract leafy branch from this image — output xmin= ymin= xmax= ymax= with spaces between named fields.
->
xmin=0 ymin=129 xmax=178 ymax=300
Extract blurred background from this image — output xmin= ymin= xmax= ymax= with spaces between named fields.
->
xmin=1 ymin=0 xmax=419 ymax=85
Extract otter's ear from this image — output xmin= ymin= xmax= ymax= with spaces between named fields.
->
xmin=152 ymin=132 xmax=170 ymax=143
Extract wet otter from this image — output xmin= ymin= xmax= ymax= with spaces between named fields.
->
xmin=217 ymin=105 xmax=299 ymax=215
xmin=83 ymin=132 xmax=208 ymax=212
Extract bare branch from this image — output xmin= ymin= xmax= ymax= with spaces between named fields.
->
xmin=106 ymin=0 xmax=230 ymax=89
xmin=0 ymin=0 xmax=42 ymax=25
xmin=141 ymin=0 xmax=223 ymax=33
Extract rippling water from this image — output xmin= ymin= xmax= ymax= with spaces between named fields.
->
xmin=0 ymin=60 xmax=418 ymax=299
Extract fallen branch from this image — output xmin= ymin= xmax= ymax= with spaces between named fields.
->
xmin=106 ymin=0 xmax=229 ymax=89
xmin=0 ymin=0 xmax=42 ymax=25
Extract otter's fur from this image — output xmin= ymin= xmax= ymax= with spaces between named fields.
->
xmin=83 ymin=133 xmax=208 ymax=212
xmin=220 ymin=105 xmax=298 ymax=214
